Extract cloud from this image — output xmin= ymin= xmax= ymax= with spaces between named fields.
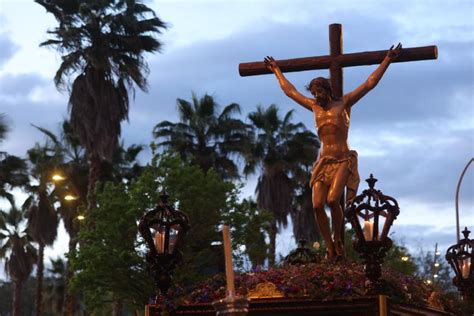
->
xmin=0 ymin=32 xmax=18 ymax=69
xmin=0 ymin=72 xmax=68 ymax=155
xmin=0 ymin=73 xmax=49 ymax=99
xmin=391 ymin=224 xmax=459 ymax=255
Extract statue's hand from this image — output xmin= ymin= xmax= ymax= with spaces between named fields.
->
xmin=264 ymin=56 xmax=278 ymax=72
xmin=387 ymin=43 xmax=402 ymax=60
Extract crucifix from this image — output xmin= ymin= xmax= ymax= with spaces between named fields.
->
xmin=239 ymin=24 xmax=437 ymax=259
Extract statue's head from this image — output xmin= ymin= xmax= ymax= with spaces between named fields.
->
xmin=307 ymin=77 xmax=333 ymax=105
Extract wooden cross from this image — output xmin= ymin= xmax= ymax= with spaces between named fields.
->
xmin=239 ymin=23 xmax=437 ymax=100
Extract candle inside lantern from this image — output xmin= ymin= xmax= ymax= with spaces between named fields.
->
xmin=222 ymin=225 xmax=235 ymax=297
xmin=462 ymin=260 xmax=471 ymax=279
xmin=154 ymin=231 xmax=165 ymax=253
xmin=363 ymin=220 xmax=374 ymax=241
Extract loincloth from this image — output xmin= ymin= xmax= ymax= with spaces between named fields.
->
xmin=310 ymin=150 xmax=360 ymax=204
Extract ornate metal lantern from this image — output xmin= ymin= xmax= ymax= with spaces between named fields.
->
xmin=138 ymin=191 xmax=189 ymax=304
xmin=445 ymin=227 xmax=473 ymax=302
xmin=345 ymin=174 xmax=400 ymax=294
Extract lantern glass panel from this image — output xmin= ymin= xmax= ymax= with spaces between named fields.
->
xmin=151 ymin=225 xmax=166 ymax=254
xmin=168 ymin=224 xmax=182 ymax=254
xmin=357 ymin=212 xmax=374 ymax=241
xmin=361 ymin=216 xmax=374 ymax=241
xmin=461 ymin=258 xmax=471 ymax=279
xmin=357 ymin=210 xmax=390 ymax=242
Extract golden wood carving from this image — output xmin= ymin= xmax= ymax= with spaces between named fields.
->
xmin=247 ymin=281 xmax=284 ymax=300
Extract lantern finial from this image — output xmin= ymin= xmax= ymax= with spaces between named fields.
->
xmin=366 ymin=174 xmax=378 ymax=189
xmin=462 ymin=227 xmax=471 ymax=239
xmin=160 ymin=190 xmax=170 ymax=204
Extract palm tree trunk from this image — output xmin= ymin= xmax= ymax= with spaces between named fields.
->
xmin=35 ymin=243 xmax=45 ymax=316
xmin=12 ymin=280 xmax=22 ymax=316
xmin=63 ymin=236 xmax=77 ymax=316
xmin=87 ymin=153 xmax=101 ymax=212
xmin=268 ymin=220 xmax=277 ymax=266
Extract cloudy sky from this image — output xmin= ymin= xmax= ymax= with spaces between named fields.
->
xmin=0 ymin=0 xmax=473 ymax=261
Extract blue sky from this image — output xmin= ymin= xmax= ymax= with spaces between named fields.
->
xmin=0 ymin=0 xmax=473 ymax=265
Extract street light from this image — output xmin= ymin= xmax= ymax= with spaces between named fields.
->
xmin=345 ymin=174 xmax=400 ymax=294
xmin=52 ymin=173 xmax=66 ymax=182
xmin=64 ymin=194 xmax=78 ymax=201
xmin=138 ymin=191 xmax=189 ymax=305
xmin=455 ymin=158 xmax=473 ymax=242
xmin=445 ymin=227 xmax=473 ymax=302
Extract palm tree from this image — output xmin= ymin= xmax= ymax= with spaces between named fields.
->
xmin=23 ymin=142 xmax=61 ymax=316
xmin=0 ymin=207 xmax=37 ymax=316
xmin=101 ymin=142 xmax=145 ymax=183
xmin=0 ymin=114 xmax=29 ymax=206
xmin=43 ymin=257 xmax=67 ymax=315
xmin=30 ymin=122 xmax=86 ymax=315
xmin=292 ymin=184 xmax=321 ymax=244
xmin=245 ymin=104 xmax=319 ymax=265
xmin=0 ymin=113 xmax=8 ymax=143
xmin=36 ymin=0 xmax=167 ymax=211
xmin=153 ymin=93 xmax=252 ymax=179
xmin=33 ymin=121 xmax=146 ymax=314
xmin=0 ymin=156 xmax=29 ymax=206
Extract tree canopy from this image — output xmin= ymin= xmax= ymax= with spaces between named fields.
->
xmin=153 ymin=93 xmax=252 ymax=180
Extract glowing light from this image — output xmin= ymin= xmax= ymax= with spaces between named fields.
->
xmin=434 ymin=262 xmax=440 ymax=267
xmin=433 ymin=274 xmax=439 ymax=278
xmin=435 ymin=251 xmax=441 ymax=256
xmin=77 ymin=215 xmax=85 ymax=221
xmin=426 ymin=280 xmax=432 ymax=284
xmin=401 ymin=256 xmax=409 ymax=262
xmin=52 ymin=174 xmax=66 ymax=181
xmin=64 ymin=194 xmax=78 ymax=201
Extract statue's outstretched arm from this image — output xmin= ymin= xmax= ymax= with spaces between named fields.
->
xmin=344 ymin=43 xmax=402 ymax=107
xmin=264 ymin=56 xmax=314 ymax=111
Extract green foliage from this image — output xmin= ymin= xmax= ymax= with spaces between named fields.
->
xmin=221 ymin=198 xmax=272 ymax=268
xmin=339 ymin=229 xmax=417 ymax=276
xmin=415 ymin=249 xmax=454 ymax=292
xmin=70 ymin=181 xmax=155 ymax=312
xmin=141 ymin=154 xmax=270 ymax=283
xmin=384 ymin=243 xmax=418 ymax=276
xmin=70 ymin=153 xmax=270 ymax=312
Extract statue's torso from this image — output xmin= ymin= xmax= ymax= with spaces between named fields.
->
xmin=313 ymin=99 xmax=350 ymax=159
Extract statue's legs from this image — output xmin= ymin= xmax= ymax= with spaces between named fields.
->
xmin=312 ymin=182 xmax=334 ymax=258
xmin=327 ymin=161 xmax=350 ymax=257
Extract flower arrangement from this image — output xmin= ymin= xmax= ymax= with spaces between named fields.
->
xmin=170 ymin=259 xmax=460 ymax=312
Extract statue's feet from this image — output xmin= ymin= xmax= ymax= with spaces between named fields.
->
xmin=326 ymin=244 xmax=336 ymax=260
xmin=335 ymin=240 xmax=345 ymax=258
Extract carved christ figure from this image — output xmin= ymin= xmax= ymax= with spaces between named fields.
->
xmin=264 ymin=43 xmax=402 ymax=259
